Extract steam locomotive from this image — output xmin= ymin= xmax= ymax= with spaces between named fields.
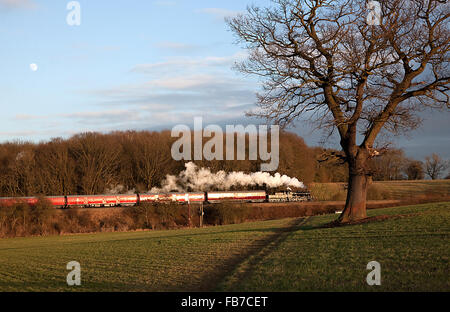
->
xmin=0 ymin=189 xmax=312 ymax=209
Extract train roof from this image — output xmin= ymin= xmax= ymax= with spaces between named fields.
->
xmin=0 ymin=196 xmax=64 ymax=199
xmin=206 ymin=190 xmax=266 ymax=193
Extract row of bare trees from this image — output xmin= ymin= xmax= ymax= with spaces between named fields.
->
xmin=371 ymin=149 xmax=449 ymax=181
xmin=0 ymin=131 xmax=181 ymax=197
xmin=0 ymin=130 xmax=447 ymax=197
xmin=0 ymin=131 xmax=320 ymax=197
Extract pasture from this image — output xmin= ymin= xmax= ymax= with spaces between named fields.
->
xmin=0 ymin=202 xmax=448 ymax=292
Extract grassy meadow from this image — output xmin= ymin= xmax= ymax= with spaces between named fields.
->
xmin=218 ymin=202 xmax=450 ymax=292
xmin=0 ymin=218 xmax=295 ymax=291
xmin=0 ymin=201 xmax=448 ymax=292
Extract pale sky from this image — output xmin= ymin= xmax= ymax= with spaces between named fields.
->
xmin=0 ymin=0 xmax=449 ymax=161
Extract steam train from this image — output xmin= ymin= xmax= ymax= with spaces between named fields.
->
xmin=0 ymin=190 xmax=312 ymax=208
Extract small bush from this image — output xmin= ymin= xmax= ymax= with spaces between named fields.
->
xmin=122 ymin=202 xmax=184 ymax=230
xmin=53 ymin=209 xmax=95 ymax=234
xmin=205 ymin=203 xmax=250 ymax=225
xmin=154 ymin=203 xmax=179 ymax=228
xmin=30 ymin=197 xmax=56 ymax=235
xmin=0 ymin=198 xmax=56 ymax=237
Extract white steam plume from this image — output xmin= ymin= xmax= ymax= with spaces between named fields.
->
xmin=105 ymin=184 xmax=136 ymax=195
xmin=151 ymin=162 xmax=304 ymax=193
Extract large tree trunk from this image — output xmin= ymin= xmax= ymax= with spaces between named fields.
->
xmin=338 ymin=151 xmax=371 ymax=223
xmin=339 ymin=173 xmax=369 ymax=223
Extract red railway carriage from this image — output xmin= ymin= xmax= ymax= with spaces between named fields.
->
xmin=115 ymin=194 xmax=139 ymax=206
xmin=139 ymin=194 xmax=159 ymax=203
xmin=66 ymin=194 xmax=138 ymax=207
xmin=0 ymin=197 xmax=39 ymax=207
xmin=206 ymin=191 xmax=267 ymax=203
xmin=0 ymin=197 xmax=18 ymax=207
xmin=139 ymin=192 xmax=205 ymax=204
xmin=47 ymin=196 xmax=66 ymax=207
xmin=0 ymin=196 xmax=65 ymax=207
xmin=0 ymin=190 xmax=288 ymax=208
xmin=171 ymin=193 xmax=205 ymax=203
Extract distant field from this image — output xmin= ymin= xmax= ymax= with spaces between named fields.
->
xmin=310 ymin=179 xmax=450 ymax=201
xmin=371 ymin=180 xmax=450 ymax=198
xmin=0 ymin=202 xmax=448 ymax=292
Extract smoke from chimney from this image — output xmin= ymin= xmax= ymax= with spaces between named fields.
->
xmin=150 ymin=162 xmax=304 ymax=193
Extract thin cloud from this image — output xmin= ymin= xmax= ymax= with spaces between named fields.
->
xmin=4 ymin=50 xmax=258 ymax=141
xmin=197 ymin=8 xmax=241 ymax=20
xmin=0 ymin=0 xmax=36 ymax=9
xmin=144 ymin=74 xmax=223 ymax=90
xmin=59 ymin=110 xmax=141 ymax=126
xmin=94 ymin=51 xmax=256 ymax=117
xmin=0 ymin=130 xmax=36 ymax=137
xmin=131 ymin=53 xmax=246 ymax=74
xmin=14 ymin=114 xmax=47 ymax=120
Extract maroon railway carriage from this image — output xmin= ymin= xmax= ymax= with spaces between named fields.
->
xmin=66 ymin=194 xmax=138 ymax=208
xmin=139 ymin=192 xmax=205 ymax=204
xmin=0 ymin=197 xmax=39 ymax=207
xmin=47 ymin=196 xmax=66 ymax=207
xmin=206 ymin=191 xmax=267 ymax=203
xmin=0 ymin=191 xmax=270 ymax=208
xmin=0 ymin=196 xmax=66 ymax=207
xmin=0 ymin=195 xmax=139 ymax=208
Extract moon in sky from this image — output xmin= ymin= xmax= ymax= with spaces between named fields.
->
xmin=30 ymin=63 xmax=38 ymax=72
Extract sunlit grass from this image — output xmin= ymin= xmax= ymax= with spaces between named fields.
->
xmin=0 ymin=219 xmax=293 ymax=292
xmin=0 ymin=202 xmax=448 ymax=292
xmin=218 ymin=202 xmax=450 ymax=292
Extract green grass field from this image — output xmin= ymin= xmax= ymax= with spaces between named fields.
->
xmin=218 ymin=202 xmax=450 ymax=291
xmin=0 ymin=202 xmax=448 ymax=292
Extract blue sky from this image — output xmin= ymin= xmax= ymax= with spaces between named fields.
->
xmin=0 ymin=0 xmax=449 ymax=160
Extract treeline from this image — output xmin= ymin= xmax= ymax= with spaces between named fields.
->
xmin=370 ymin=149 xmax=449 ymax=181
xmin=0 ymin=131 xmax=180 ymax=197
xmin=0 ymin=130 xmax=447 ymax=197
xmin=0 ymin=131 xmax=321 ymax=197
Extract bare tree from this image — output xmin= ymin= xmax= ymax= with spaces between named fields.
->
xmin=129 ymin=132 xmax=173 ymax=191
xmin=370 ymin=148 xmax=406 ymax=180
xmin=404 ymin=159 xmax=425 ymax=180
xmin=227 ymin=0 xmax=449 ymax=222
xmin=425 ymin=153 xmax=448 ymax=179
xmin=70 ymin=133 xmax=120 ymax=195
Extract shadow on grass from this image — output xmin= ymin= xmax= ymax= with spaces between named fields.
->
xmin=212 ymin=218 xmax=309 ymax=292
xmin=297 ymin=213 xmax=423 ymax=231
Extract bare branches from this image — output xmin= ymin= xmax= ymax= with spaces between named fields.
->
xmin=228 ymin=0 xmax=449 ymax=156
xmin=425 ymin=153 xmax=449 ymax=179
